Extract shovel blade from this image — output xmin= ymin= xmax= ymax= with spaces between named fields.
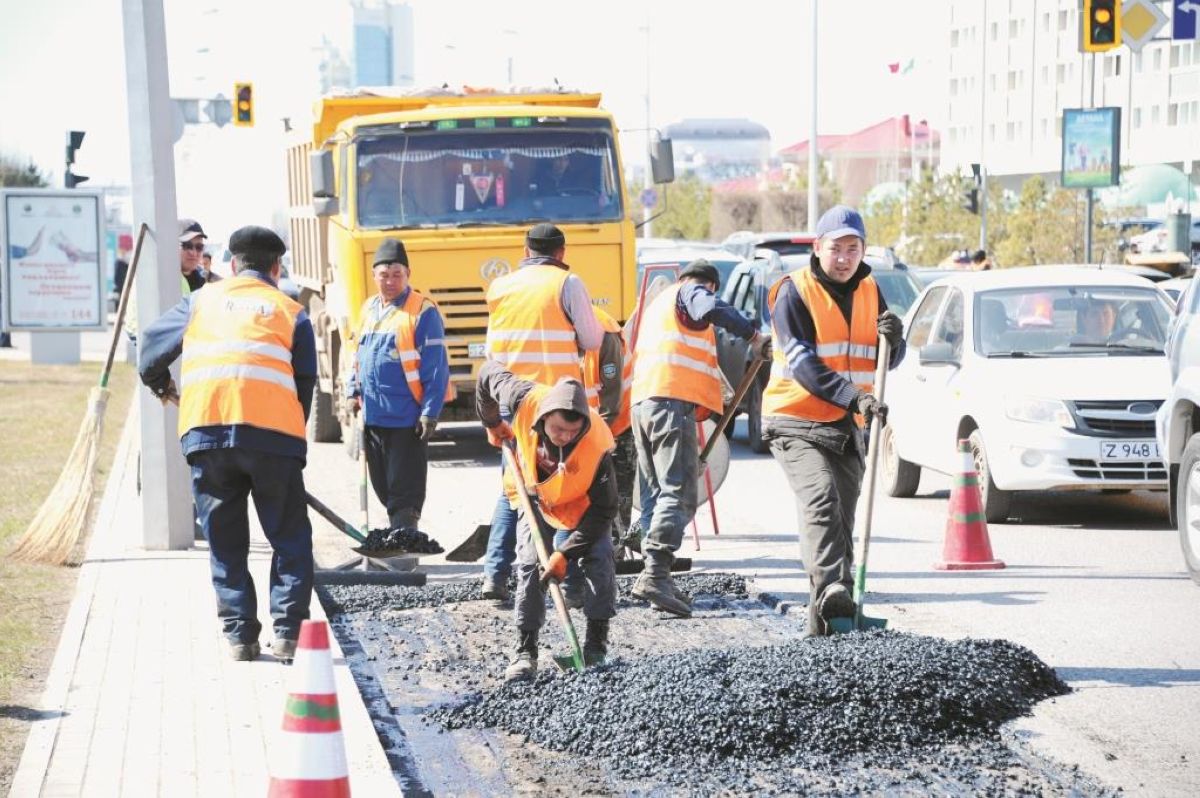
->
xmin=350 ymin=545 xmax=415 ymax=559
xmin=552 ymin=653 xmax=585 ymax=673
xmin=445 ymin=524 xmax=492 ymax=562
xmin=827 ymin=614 xmax=888 ymax=634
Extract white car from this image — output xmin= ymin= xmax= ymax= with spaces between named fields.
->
xmin=883 ymin=266 xmax=1174 ymax=523
xmin=1156 ymin=275 xmax=1200 ymax=585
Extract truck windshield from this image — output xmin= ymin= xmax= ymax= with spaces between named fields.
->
xmin=356 ymin=122 xmax=624 ymax=228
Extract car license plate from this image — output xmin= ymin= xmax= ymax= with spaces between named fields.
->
xmin=1099 ymin=440 xmax=1159 ymax=461
xmin=468 ymin=342 xmax=487 ymax=359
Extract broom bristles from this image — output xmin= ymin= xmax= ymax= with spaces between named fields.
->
xmin=9 ymin=388 xmax=109 ymax=565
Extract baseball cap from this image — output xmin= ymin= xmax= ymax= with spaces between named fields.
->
xmin=526 ymin=223 xmax=566 ymax=253
xmin=814 ymin=205 xmax=866 ymax=242
xmin=178 ymin=218 xmax=206 ymax=243
xmin=679 ymin=258 xmax=722 ymax=290
xmin=228 ymin=225 xmax=286 ymax=267
xmin=373 ymin=238 xmax=409 ymax=267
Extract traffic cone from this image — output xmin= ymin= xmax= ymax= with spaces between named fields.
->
xmin=268 ymin=620 xmax=351 ymax=798
xmin=935 ymin=439 xmax=1005 ymax=571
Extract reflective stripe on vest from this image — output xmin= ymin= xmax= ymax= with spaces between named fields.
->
xmin=762 ymin=268 xmax=880 ymax=425
xmin=582 ymin=308 xmax=633 ymax=436
xmin=179 ymin=275 xmax=305 ymax=440
xmin=485 ymin=265 xmax=582 ymax=385
xmin=501 ymin=384 xmax=615 ymax=530
xmin=630 ymin=284 xmax=722 ymax=415
xmin=357 ymin=291 xmax=454 ymax=403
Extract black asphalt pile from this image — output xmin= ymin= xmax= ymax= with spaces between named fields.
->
xmin=359 ymin=526 xmax=444 ymax=555
xmin=426 ymin=631 xmax=1069 ymax=790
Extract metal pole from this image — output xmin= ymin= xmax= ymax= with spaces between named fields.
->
xmin=806 ymin=0 xmax=819 ymax=231
xmin=978 ymin=0 xmax=988 ymax=253
xmin=121 ymin=0 xmax=193 ymax=550
xmin=979 ymin=165 xmax=988 ymax=252
xmin=1085 ymin=52 xmax=1096 ymax=264
xmin=642 ymin=14 xmax=654 ymax=237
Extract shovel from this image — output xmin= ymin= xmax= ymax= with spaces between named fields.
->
xmin=829 ymin=336 xmax=890 ymax=634
xmin=305 ymin=491 xmax=414 ymax=559
xmin=501 ymin=440 xmax=586 ymax=673
xmin=445 ymin=524 xmax=492 ymax=562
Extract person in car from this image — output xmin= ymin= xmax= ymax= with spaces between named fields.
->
xmin=1075 ymin=300 xmax=1118 ymax=343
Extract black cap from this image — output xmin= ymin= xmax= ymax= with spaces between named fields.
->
xmin=373 ymin=238 xmax=409 ymax=267
xmin=228 ymin=225 xmax=286 ymax=269
xmin=178 ymin=218 xmax=206 ymax=243
xmin=526 ymin=223 xmax=566 ymax=254
xmin=679 ymin=258 xmax=721 ymax=290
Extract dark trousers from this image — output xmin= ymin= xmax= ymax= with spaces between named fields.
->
xmin=189 ymin=448 xmax=314 ymax=644
xmin=766 ymin=431 xmax=864 ymax=636
xmin=365 ymin=425 xmax=427 ymax=527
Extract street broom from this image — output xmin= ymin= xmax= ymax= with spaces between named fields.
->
xmin=9 ymin=224 xmax=148 ymax=565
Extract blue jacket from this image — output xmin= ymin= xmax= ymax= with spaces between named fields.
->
xmin=347 ymin=288 xmax=450 ymax=427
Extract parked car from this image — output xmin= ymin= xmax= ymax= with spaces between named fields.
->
xmin=636 ymin=243 xmax=742 ymax=299
xmin=912 ymin=268 xmax=959 ymax=288
xmin=721 ymin=231 xmax=816 ymax=261
xmin=884 ymin=266 xmax=1173 ymax=522
xmin=1159 ymin=275 xmax=1192 ymax=306
xmin=1156 ymin=274 xmax=1200 ymax=585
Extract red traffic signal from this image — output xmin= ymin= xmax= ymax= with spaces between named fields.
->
xmin=234 ymin=82 xmax=254 ymax=127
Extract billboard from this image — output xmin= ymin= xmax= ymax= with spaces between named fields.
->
xmin=1061 ymin=107 xmax=1121 ymax=189
xmin=1 ymin=189 xmax=106 ymax=331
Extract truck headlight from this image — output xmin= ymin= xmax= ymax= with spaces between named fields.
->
xmin=1004 ymin=396 xmax=1075 ymax=429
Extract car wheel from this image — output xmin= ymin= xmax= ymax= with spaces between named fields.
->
xmin=307 ymin=387 xmax=341 ymax=443
xmin=968 ymin=430 xmax=1012 ymax=523
xmin=747 ymin=379 xmax=770 ymax=454
xmin=881 ymin=423 xmax=920 ymax=498
xmin=1175 ymin=435 xmax=1200 ymax=586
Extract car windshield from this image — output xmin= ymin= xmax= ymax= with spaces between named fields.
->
xmin=975 ymin=285 xmax=1172 ymax=357
xmin=355 ymin=120 xmax=623 ymax=228
xmin=758 ymin=239 xmax=814 ymax=258
xmin=873 ymin=270 xmax=921 ymax=316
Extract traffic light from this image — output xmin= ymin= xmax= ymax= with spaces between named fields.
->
xmin=1082 ymin=0 xmax=1121 ymax=53
xmin=234 ymin=82 xmax=254 ymax=127
xmin=65 ymin=130 xmax=88 ymax=188
xmin=961 ymin=185 xmax=979 ymax=215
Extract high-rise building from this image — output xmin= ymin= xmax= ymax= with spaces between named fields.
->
xmin=943 ymin=0 xmax=1200 ymax=186
xmin=352 ymin=1 xmax=414 ymax=88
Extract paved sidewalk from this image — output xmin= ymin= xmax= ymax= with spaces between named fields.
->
xmin=9 ymin=406 xmax=399 ymax=797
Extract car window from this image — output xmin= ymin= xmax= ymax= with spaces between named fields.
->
xmin=874 ymin=271 xmax=921 ymax=317
xmin=930 ymin=289 xmax=965 ymax=359
xmin=907 ymin=286 xmax=948 ymax=348
xmin=730 ymin=272 xmax=754 ymax=315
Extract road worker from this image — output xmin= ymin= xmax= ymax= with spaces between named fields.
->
xmin=630 ymin=259 xmax=771 ymax=617
xmin=138 ymin=226 xmax=317 ymax=662
xmin=346 ymin=238 xmax=450 ymax=531
xmin=479 ymin=223 xmax=604 ymax=600
xmin=476 ymin=361 xmax=618 ymax=680
xmin=761 ymin=205 xmax=905 ymax=637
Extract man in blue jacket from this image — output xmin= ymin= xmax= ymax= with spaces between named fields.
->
xmin=347 ymin=238 xmax=450 ymax=531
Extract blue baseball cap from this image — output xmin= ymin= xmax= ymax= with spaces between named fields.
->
xmin=815 ymin=205 xmax=866 ymax=242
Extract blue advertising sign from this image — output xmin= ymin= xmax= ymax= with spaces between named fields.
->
xmin=1175 ymin=0 xmax=1200 ymax=40
xmin=1061 ymin=107 xmax=1121 ymax=189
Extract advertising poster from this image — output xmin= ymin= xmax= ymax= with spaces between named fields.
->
xmin=2 ymin=189 xmax=106 ymax=331
xmin=1061 ymin=107 xmax=1121 ymax=189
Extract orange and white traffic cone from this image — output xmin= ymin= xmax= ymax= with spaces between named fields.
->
xmin=935 ymin=439 xmax=1005 ymax=571
xmin=268 ymin=620 xmax=351 ymax=798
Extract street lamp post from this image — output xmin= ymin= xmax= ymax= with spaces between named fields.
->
xmin=641 ymin=18 xmax=653 ymax=237
xmin=807 ymin=0 xmax=819 ymax=232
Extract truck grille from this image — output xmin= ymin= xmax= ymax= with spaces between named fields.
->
xmin=425 ymin=286 xmax=488 ymax=381
xmin=1067 ymin=459 xmax=1167 ymax=481
xmin=1068 ymin=399 xmax=1161 ymax=437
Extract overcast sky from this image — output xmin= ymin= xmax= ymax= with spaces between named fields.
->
xmin=0 ymin=0 xmax=948 ymax=239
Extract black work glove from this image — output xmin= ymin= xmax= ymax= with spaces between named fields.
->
xmin=417 ymin=416 xmax=438 ymax=441
xmin=853 ymin=392 xmax=887 ymax=424
xmin=877 ymin=310 xmax=904 ymax=349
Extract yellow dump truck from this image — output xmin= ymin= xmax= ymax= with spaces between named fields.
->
xmin=285 ymin=88 xmax=673 ymax=442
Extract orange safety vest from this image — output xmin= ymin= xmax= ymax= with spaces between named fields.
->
xmin=485 ymin=264 xmax=582 ymax=385
xmin=179 ymin=275 xmax=306 ymax=440
xmin=582 ymin=308 xmax=633 ymax=437
xmin=762 ymin=268 xmax=879 ymax=425
xmin=630 ymin=283 xmax=722 ymax=417
xmin=502 ymin=384 xmax=615 ymax=530
xmin=356 ymin=291 xmax=455 ymax=403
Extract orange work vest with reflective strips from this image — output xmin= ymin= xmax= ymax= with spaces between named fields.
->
xmin=356 ymin=291 xmax=455 ymax=404
xmin=631 ymin=283 xmax=722 ymax=417
xmin=179 ymin=275 xmax=305 ymax=440
xmin=762 ymin=268 xmax=880 ymax=425
xmin=485 ymin=264 xmax=582 ymax=385
xmin=502 ymin=384 xmax=615 ymax=530
xmin=582 ymin=308 xmax=633 ymax=436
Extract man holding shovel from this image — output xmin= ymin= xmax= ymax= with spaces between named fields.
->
xmin=761 ymin=206 xmax=905 ymax=637
xmin=476 ymin=360 xmax=618 ymax=681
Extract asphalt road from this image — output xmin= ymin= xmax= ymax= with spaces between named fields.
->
xmin=306 ymin=419 xmax=1199 ymax=797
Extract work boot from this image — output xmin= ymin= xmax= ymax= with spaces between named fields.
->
xmin=583 ymin=619 xmax=609 ymax=667
xmin=504 ymin=630 xmax=539 ymax=682
xmin=480 ymin=574 xmax=509 ymax=601
xmin=818 ymin=583 xmax=856 ymax=622
xmin=272 ymin=637 xmax=297 ymax=663
xmin=228 ymin=640 xmax=260 ymax=662
xmin=391 ymin=507 xmax=420 ymax=531
xmin=630 ymin=552 xmax=692 ymax=618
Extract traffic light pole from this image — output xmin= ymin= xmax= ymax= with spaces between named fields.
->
xmin=979 ymin=165 xmax=987 ymax=252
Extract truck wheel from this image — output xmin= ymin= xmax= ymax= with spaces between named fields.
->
xmin=307 ymin=387 xmax=341 ymax=443
xmin=882 ymin=423 xmax=920 ymax=498
xmin=968 ymin=430 xmax=1012 ymax=523
xmin=1175 ymin=435 xmax=1200 ymax=586
xmin=747 ymin=380 xmax=769 ymax=454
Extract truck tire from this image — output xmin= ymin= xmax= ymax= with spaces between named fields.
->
xmin=968 ymin=430 xmax=1012 ymax=523
xmin=1175 ymin=435 xmax=1200 ymax=586
xmin=307 ymin=387 xmax=341 ymax=443
xmin=747 ymin=379 xmax=770 ymax=454
xmin=882 ymin=423 xmax=920 ymax=498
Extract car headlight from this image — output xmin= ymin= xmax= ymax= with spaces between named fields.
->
xmin=1004 ymin=396 xmax=1075 ymax=429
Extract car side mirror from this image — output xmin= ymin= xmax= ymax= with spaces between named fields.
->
xmin=650 ymin=137 xmax=675 ymax=184
xmin=919 ymin=342 xmax=958 ymax=365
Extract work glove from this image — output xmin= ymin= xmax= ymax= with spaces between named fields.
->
xmin=417 ymin=416 xmax=438 ymax=441
xmin=750 ymin=332 xmax=773 ymax=361
xmin=485 ymin=420 xmax=515 ymax=447
xmin=854 ymin=392 xmax=887 ymax=424
xmin=877 ymin=310 xmax=904 ymax=350
xmin=540 ymin=551 xmax=568 ymax=586
xmin=151 ymin=379 xmax=179 ymax=406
